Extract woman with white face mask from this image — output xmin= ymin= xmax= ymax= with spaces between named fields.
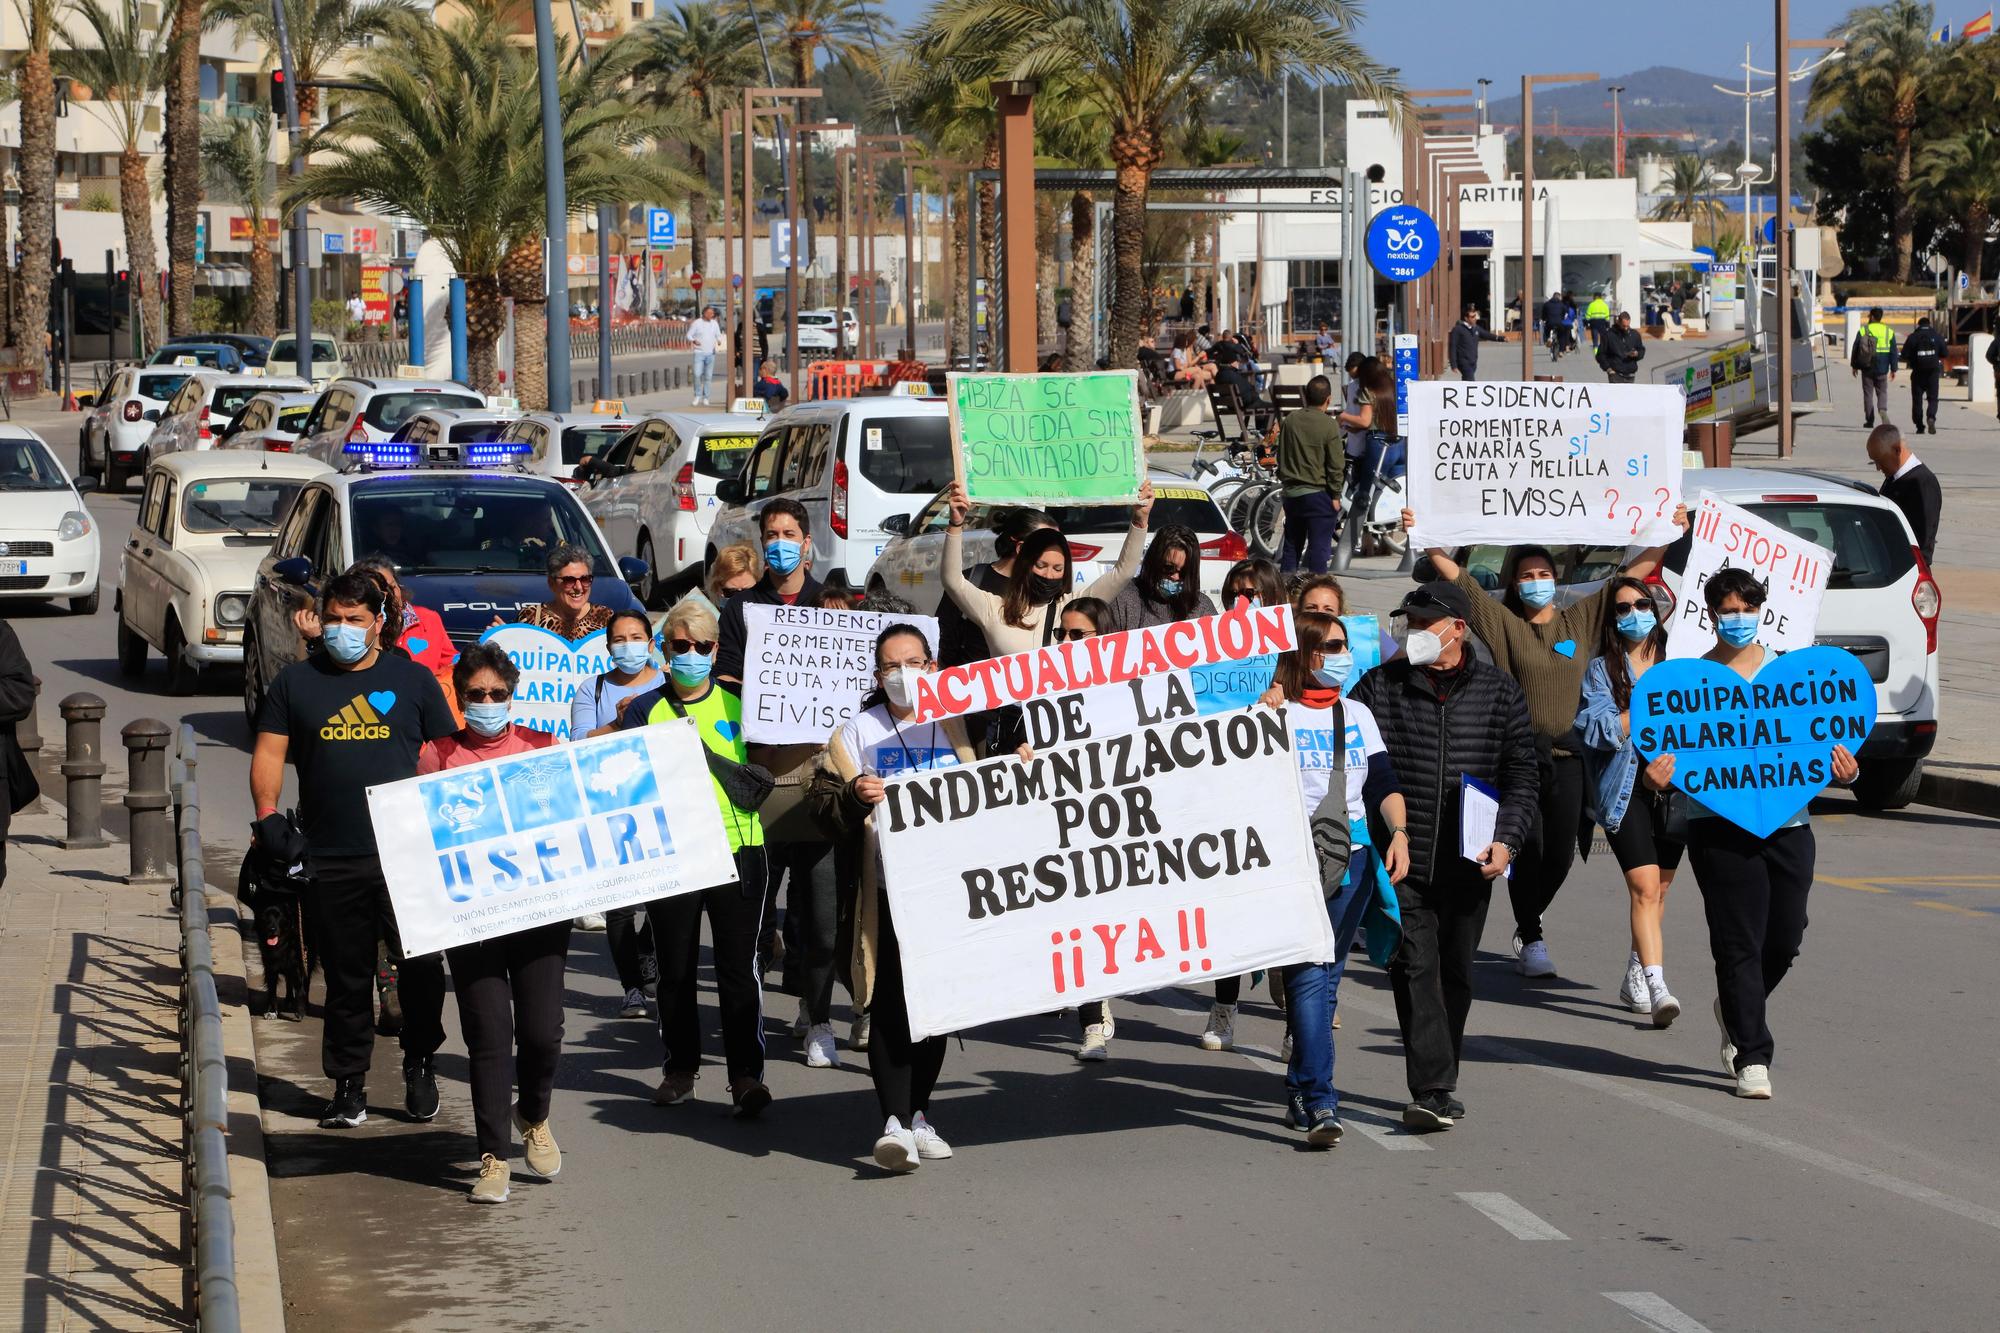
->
xmin=416 ymin=643 xmax=568 ymax=1205
xmin=1404 ymin=506 xmax=1687 ymax=981
xmin=807 ymin=625 xmax=982 ymax=1174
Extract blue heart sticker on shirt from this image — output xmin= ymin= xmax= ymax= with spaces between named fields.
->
xmin=713 ymin=720 xmax=741 ymax=741
xmin=405 ymin=637 xmax=428 ymax=656
xmin=1552 ymin=639 xmax=1577 ymax=659
xmin=367 ymin=690 xmax=398 ymax=715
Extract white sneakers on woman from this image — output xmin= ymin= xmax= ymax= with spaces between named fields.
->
xmin=874 ymin=1113 xmax=952 ymax=1172
xmin=1620 ymin=955 xmax=1681 ymax=1028
xmin=1199 ymin=1004 xmax=1236 ymax=1051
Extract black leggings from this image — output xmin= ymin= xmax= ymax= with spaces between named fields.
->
xmin=869 ymin=896 xmax=946 ymax=1124
xmin=775 ymin=842 xmax=842 ymax=1023
xmin=605 ymin=905 xmax=657 ymax=993
xmin=648 ymin=847 xmax=770 ymax=1082
xmin=1689 ymin=821 xmax=1815 ymax=1070
xmin=1510 ymin=752 xmax=1586 ymax=945
xmin=446 ymin=921 xmax=571 ymax=1158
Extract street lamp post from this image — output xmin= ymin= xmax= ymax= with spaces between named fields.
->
xmin=1607 ymin=84 xmax=1625 ymax=176
xmin=1520 ymin=72 xmax=1600 ymax=379
xmin=268 ymin=0 xmax=312 ymax=383
xmin=531 ymin=0 xmax=572 ymax=412
xmin=1778 ymin=20 xmax=1843 ymax=459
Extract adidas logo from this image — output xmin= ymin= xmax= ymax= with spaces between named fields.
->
xmin=320 ymin=693 xmax=393 ymax=741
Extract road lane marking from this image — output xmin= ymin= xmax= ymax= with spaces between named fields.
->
xmin=1603 ymin=1292 xmax=1715 ymax=1333
xmin=1456 ymin=1191 xmax=1568 ymax=1239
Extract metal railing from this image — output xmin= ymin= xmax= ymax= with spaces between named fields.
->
xmin=170 ymin=723 xmax=242 ymax=1330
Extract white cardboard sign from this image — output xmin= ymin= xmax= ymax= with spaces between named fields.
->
xmin=1667 ymin=491 xmax=1832 ymax=657
xmin=740 ymin=603 xmax=940 ymax=744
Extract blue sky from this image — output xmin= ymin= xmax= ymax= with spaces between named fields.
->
xmin=864 ymin=1 xmax=1917 ymax=89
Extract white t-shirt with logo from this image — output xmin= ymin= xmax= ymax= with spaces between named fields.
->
xmin=1288 ymin=697 xmax=1385 ymax=825
xmin=837 ymin=703 xmax=962 ymax=779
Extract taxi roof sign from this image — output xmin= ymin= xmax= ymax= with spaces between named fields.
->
xmin=891 ymin=380 xmax=943 ymax=397
xmin=728 ymin=397 xmax=769 ymax=416
xmin=591 ymin=398 xmax=626 ymax=414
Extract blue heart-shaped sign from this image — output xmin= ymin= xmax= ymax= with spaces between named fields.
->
xmin=367 ymin=690 xmax=398 ymax=716
xmin=1552 ymin=639 xmax=1577 ymax=659
xmin=405 ymin=637 xmax=428 ymax=656
xmin=1629 ymin=646 xmax=1876 ymax=838
xmin=713 ymin=719 xmax=742 ymax=741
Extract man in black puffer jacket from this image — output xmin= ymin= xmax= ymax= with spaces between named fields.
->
xmin=1350 ymin=580 xmax=1539 ymax=1131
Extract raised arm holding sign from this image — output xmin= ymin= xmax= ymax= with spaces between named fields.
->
xmin=1666 ymin=492 xmax=1832 ymax=658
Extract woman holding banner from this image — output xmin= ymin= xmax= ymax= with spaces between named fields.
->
xmin=1408 ymin=504 xmax=1686 ymax=981
xmin=573 ymin=610 xmax=662 ymax=1017
xmin=1669 ymin=569 xmax=1858 ymax=1101
xmin=1577 ymin=578 xmax=1684 ymax=1027
xmin=807 ymin=623 xmax=982 ymax=1173
xmin=1275 ymin=612 xmax=1407 ymax=1146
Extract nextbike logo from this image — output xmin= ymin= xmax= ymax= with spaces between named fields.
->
xmin=320 ymin=691 xmax=394 ymax=741
xmin=1384 ymin=227 xmax=1425 ymax=254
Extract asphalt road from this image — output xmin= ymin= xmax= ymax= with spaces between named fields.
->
xmin=11 ymin=418 xmax=2000 ymax=1333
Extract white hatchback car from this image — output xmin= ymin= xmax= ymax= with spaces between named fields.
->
xmin=497 ymin=410 xmax=637 ymax=483
xmin=581 ymin=405 xmax=768 ymax=604
xmin=217 ymin=392 xmax=319 ymax=453
xmin=0 ymin=425 xmax=101 ymax=614
xmin=116 ymin=451 xmax=331 ymax=692
xmin=148 ymin=372 xmax=311 ymax=457
xmin=784 ymin=307 xmax=861 ymax=357
xmin=293 ymin=377 xmax=489 ymax=464
xmin=264 ymin=334 xmax=346 ymax=382
xmin=81 ymin=365 xmax=201 ymax=489
xmin=869 ymin=469 xmax=1242 ymax=610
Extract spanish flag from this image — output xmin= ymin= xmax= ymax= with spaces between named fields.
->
xmin=1967 ymin=10 xmax=1994 ymax=38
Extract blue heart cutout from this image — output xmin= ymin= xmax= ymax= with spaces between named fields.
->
xmin=1552 ymin=639 xmax=1577 ymax=659
xmin=713 ymin=719 xmax=742 ymax=741
xmin=1629 ymin=646 xmax=1876 ymax=838
xmin=367 ymin=690 xmax=398 ymax=716
xmin=405 ymin=637 xmax=429 ymax=656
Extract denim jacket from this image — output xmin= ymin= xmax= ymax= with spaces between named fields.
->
xmin=1576 ymin=655 xmax=1640 ymax=833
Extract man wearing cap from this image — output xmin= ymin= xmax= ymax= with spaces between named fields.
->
xmin=1349 ymin=581 xmax=1540 ymax=1132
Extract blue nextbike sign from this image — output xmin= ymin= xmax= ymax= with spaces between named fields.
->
xmin=1364 ymin=205 xmax=1440 ymax=283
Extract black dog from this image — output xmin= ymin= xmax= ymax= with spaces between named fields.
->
xmin=242 ymin=813 xmax=315 ymax=1022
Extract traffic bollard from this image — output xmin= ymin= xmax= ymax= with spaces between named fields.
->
xmin=121 ymin=719 xmax=174 ymax=885
xmin=58 ymin=692 xmax=107 ymax=850
xmin=13 ymin=675 xmax=41 ymax=814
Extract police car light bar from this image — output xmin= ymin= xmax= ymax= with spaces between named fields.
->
xmin=462 ymin=440 xmax=534 ymax=466
xmin=343 ymin=441 xmax=420 ymax=467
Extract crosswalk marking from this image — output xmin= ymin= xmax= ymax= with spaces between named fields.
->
xmin=1455 ymin=1191 xmax=1568 ymax=1240
xmin=1602 ymin=1291 xmax=1716 ymax=1333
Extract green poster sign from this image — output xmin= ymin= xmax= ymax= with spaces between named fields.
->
xmin=948 ymin=370 xmax=1144 ymax=504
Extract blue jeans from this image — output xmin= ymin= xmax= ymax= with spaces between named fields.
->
xmin=1279 ymin=490 xmax=1341 ymax=574
xmin=1283 ymin=846 xmax=1377 ymax=1118
xmin=692 ymin=351 xmax=716 ymax=399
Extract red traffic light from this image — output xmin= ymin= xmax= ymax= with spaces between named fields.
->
xmin=269 ymin=68 xmax=287 ymax=109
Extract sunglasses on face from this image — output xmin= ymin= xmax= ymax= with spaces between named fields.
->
xmin=461 ymin=687 xmax=512 ymax=704
xmin=1317 ymin=640 xmax=1349 ymax=656
xmin=553 ymin=575 xmax=593 ymax=589
xmin=667 ymin=638 xmax=715 ymax=656
xmin=1615 ymin=597 xmax=1656 ymax=613
xmin=1052 ymin=627 xmax=1092 ymax=642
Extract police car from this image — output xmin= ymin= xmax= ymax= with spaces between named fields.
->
xmin=240 ymin=437 xmax=647 ymax=725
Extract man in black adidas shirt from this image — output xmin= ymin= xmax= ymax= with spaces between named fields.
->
xmin=252 ymin=571 xmax=456 ymax=1129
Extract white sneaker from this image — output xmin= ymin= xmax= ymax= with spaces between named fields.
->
xmin=850 ymin=1009 xmax=871 ymax=1052
xmin=1515 ymin=934 xmax=1556 ymax=978
xmin=791 ymin=998 xmax=811 ymax=1038
xmin=575 ymin=913 xmax=607 ymax=931
xmin=911 ymin=1111 xmax=953 ymax=1159
xmin=1619 ymin=956 xmax=1652 ymax=1013
xmin=1714 ymin=997 xmax=1737 ymax=1076
xmin=1077 ymin=1023 xmax=1112 ymax=1062
xmin=872 ymin=1117 xmax=919 ymax=1172
xmin=1734 ymin=1063 xmax=1772 ymax=1099
xmin=619 ymin=987 xmax=648 ymax=1018
xmin=1199 ymin=1003 xmax=1236 ymax=1051
xmin=1648 ymin=977 xmax=1682 ymax=1029
xmin=804 ymin=1022 xmax=839 ymax=1068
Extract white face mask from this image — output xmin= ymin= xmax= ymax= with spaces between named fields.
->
xmin=883 ymin=668 xmax=919 ymax=710
xmin=1404 ymin=621 xmax=1455 ymax=667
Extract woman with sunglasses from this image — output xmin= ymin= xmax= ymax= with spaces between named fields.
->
xmin=1275 ymin=612 xmax=1407 ymax=1145
xmin=415 ymin=643 xmax=566 ymax=1205
xmin=808 ymin=623 xmax=982 ymax=1173
xmin=507 ymin=543 xmax=616 ymax=640
xmin=615 ymin=594 xmax=772 ymax=1118
xmin=1222 ymin=557 xmax=1285 ymax=610
xmin=1577 ymin=577 xmax=1684 ymax=1026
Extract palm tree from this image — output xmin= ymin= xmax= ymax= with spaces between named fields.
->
xmin=13 ymin=0 xmax=61 ymax=368
xmin=922 ymin=0 xmax=1397 ymax=367
xmin=288 ymin=6 xmax=694 ymax=394
xmin=55 ymin=0 xmax=170 ymax=347
xmin=1806 ymin=0 xmax=1937 ymax=283
xmin=1651 ymin=154 xmax=1726 ymax=230
xmin=200 ymin=113 xmax=279 ymax=336
xmin=631 ymin=3 xmax=763 ymax=286
xmin=162 ymin=0 xmax=206 ymax=336
xmin=208 ymin=0 xmax=420 ymax=124
xmin=1913 ymin=124 xmax=2000 ymax=290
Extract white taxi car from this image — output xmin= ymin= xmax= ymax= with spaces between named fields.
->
xmin=497 ymin=409 xmax=637 ymax=483
xmin=81 ymin=365 xmax=200 ymax=490
xmin=148 ymin=371 xmax=311 ymax=457
xmin=217 ymin=392 xmax=319 ymax=453
xmin=0 ymin=425 xmax=101 ymax=614
xmin=116 ymin=451 xmax=331 ymax=693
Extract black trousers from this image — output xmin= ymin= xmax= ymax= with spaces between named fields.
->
xmin=1510 ymin=752 xmax=1585 ymax=945
xmin=648 ymin=846 xmax=769 ymax=1082
xmin=446 ymin=921 xmax=571 ymax=1158
xmin=869 ymin=896 xmax=947 ymax=1124
xmin=1911 ymin=374 xmax=1940 ymax=428
xmin=1689 ymin=821 xmax=1815 ymax=1070
xmin=307 ymin=853 xmax=445 ymax=1080
xmin=604 ymin=905 xmax=657 ymax=992
xmin=1387 ymin=864 xmax=1492 ymax=1098
xmin=770 ymin=842 xmax=841 ymax=1022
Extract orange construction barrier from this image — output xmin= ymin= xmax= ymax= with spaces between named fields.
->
xmin=807 ymin=359 xmax=894 ymax=400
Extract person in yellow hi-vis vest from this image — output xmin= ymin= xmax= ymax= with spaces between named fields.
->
xmin=1850 ymin=304 xmax=1899 ymax=429
xmin=1584 ymin=292 xmax=1612 ymax=349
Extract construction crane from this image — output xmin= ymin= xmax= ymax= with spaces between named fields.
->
xmin=1493 ymin=107 xmax=1700 ymax=177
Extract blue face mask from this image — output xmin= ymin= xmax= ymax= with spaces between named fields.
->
xmin=1157 ymin=578 xmax=1183 ymax=599
xmin=763 ymin=537 xmax=803 ymax=575
xmin=1615 ymin=609 xmax=1658 ymax=642
xmin=463 ymin=702 xmax=511 ymax=737
xmin=609 ymin=641 xmax=652 ymax=674
xmin=1518 ymin=576 xmax=1556 ymax=609
xmin=1314 ymin=652 xmax=1354 ymax=690
xmin=322 ymin=621 xmax=373 ymax=665
xmin=1716 ymin=612 xmax=1760 ymax=647
xmin=669 ymin=648 xmax=713 ymax=685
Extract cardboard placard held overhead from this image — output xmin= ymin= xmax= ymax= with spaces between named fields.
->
xmin=947 ymin=370 xmax=1145 ymax=505
xmin=1667 ymin=491 xmax=1833 ymax=658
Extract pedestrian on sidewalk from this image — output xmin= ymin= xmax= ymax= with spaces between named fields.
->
xmin=1596 ymin=311 xmax=1646 ymax=384
xmin=1665 ymin=568 xmax=1860 ymax=1101
xmin=1901 ymin=316 xmax=1943 ymax=433
xmin=1576 ymin=577 xmax=1684 ymax=1027
xmin=687 ymin=304 xmax=724 ymax=406
xmin=1349 ymin=581 xmax=1539 ymax=1131
xmin=1584 ymin=292 xmax=1611 ymax=348
xmin=0 ymin=621 xmax=37 ymax=888
xmin=1274 ymin=376 xmax=1345 ymax=576
xmin=251 ymin=571 xmax=457 ymax=1130
xmin=1851 ymin=306 xmax=1897 ymax=429
xmin=417 ymin=644 xmax=569 ymax=1205
xmin=1866 ymin=424 xmax=1943 ymax=564
xmin=1448 ymin=304 xmax=1504 ymax=381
